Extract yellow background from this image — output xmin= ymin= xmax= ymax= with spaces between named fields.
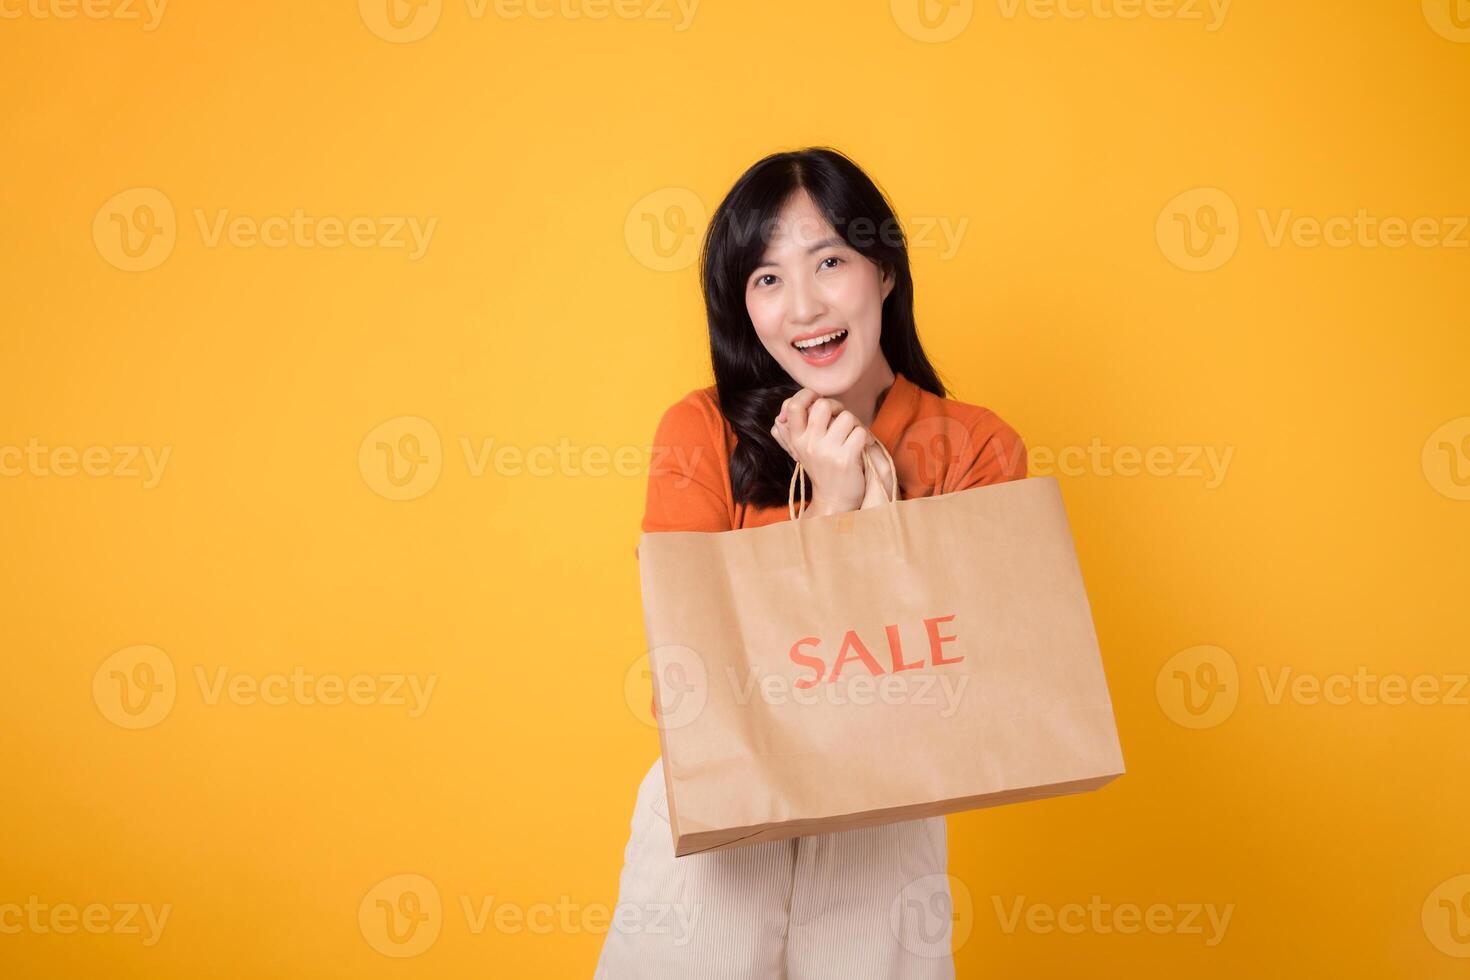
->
xmin=2 ymin=0 xmax=1467 ymax=976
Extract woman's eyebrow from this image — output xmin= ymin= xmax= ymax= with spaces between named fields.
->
xmin=751 ymin=236 xmax=847 ymax=272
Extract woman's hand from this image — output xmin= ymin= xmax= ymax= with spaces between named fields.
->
xmin=769 ymin=388 xmax=869 ymax=517
xmin=858 ymin=441 xmax=896 ymax=510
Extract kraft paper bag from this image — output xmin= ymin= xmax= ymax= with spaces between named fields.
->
xmin=637 ymin=444 xmax=1125 ymax=857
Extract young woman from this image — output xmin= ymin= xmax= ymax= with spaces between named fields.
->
xmin=597 ymin=147 xmax=1027 ymax=978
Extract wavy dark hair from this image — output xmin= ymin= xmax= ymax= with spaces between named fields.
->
xmin=700 ymin=146 xmax=947 ymax=508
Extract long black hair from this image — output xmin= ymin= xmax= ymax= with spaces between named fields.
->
xmin=700 ymin=146 xmax=947 ymax=508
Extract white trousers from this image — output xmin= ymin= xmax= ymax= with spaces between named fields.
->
xmin=595 ymin=757 xmax=956 ymax=979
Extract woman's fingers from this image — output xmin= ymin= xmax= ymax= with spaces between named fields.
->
xmin=859 ymin=449 xmax=887 ymax=510
xmin=781 ymin=388 xmax=819 ymax=438
xmin=774 ymin=392 xmax=877 ymax=505
xmin=824 ymin=408 xmax=859 ymax=450
xmin=866 ymin=439 xmax=894 ymax=496
xmin=858 ymin=441 xmax=896 ymax=509
xmin=805 ymin=397 xmax=834 ymax=443
xmin=770 ymin=420 xmax=795 ymax=460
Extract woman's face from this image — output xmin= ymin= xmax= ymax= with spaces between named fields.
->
xmin=744 ymin=189 xmax=895 ymax=396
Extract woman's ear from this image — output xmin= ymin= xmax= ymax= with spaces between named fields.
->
xmin=879 ymin=261 xmax=896 ymax=302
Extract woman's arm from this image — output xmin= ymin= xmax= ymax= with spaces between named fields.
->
xmin=641 ymin=396 xmax=733 ymax=537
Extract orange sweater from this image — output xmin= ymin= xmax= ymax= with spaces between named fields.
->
xmin=636 ymin=370 xmax=1028 ymax=556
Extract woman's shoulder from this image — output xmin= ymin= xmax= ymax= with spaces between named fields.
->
xmin=912 ymin=379 xmax=1022 ymax=442
xmin=652 ymin=384 xmax=729 ymax=449
xmin=902 ymin=378 xmax=1028 ymax=486
xmin=643 ymin=385 xmax=736 ymax=535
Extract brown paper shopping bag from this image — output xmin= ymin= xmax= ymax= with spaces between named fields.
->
xmin=637 ymin=442 xmax=1124 ymax=857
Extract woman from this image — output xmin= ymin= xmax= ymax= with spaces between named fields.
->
xmin=597 ymin=147 xmax=1027 ymax=978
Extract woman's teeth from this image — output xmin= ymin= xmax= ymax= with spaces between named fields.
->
xmin=793 ymin=328 xmax=848 ymax=351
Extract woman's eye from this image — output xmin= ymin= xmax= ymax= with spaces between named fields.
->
xmin=820 ymin=256 xmax=842 ymax=270
xmin=755 ymin=274 xmax=777 ymax=287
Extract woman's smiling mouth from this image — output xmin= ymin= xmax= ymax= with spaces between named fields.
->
xmin=791 ymin=328 xmax=849 ymax=365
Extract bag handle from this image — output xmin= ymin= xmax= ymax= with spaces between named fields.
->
xmin=787 ymin=438 xmax=900 ymax=521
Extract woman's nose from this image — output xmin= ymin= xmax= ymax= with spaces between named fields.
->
xmin=788 ymin=275 xmax=826 ymax=323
